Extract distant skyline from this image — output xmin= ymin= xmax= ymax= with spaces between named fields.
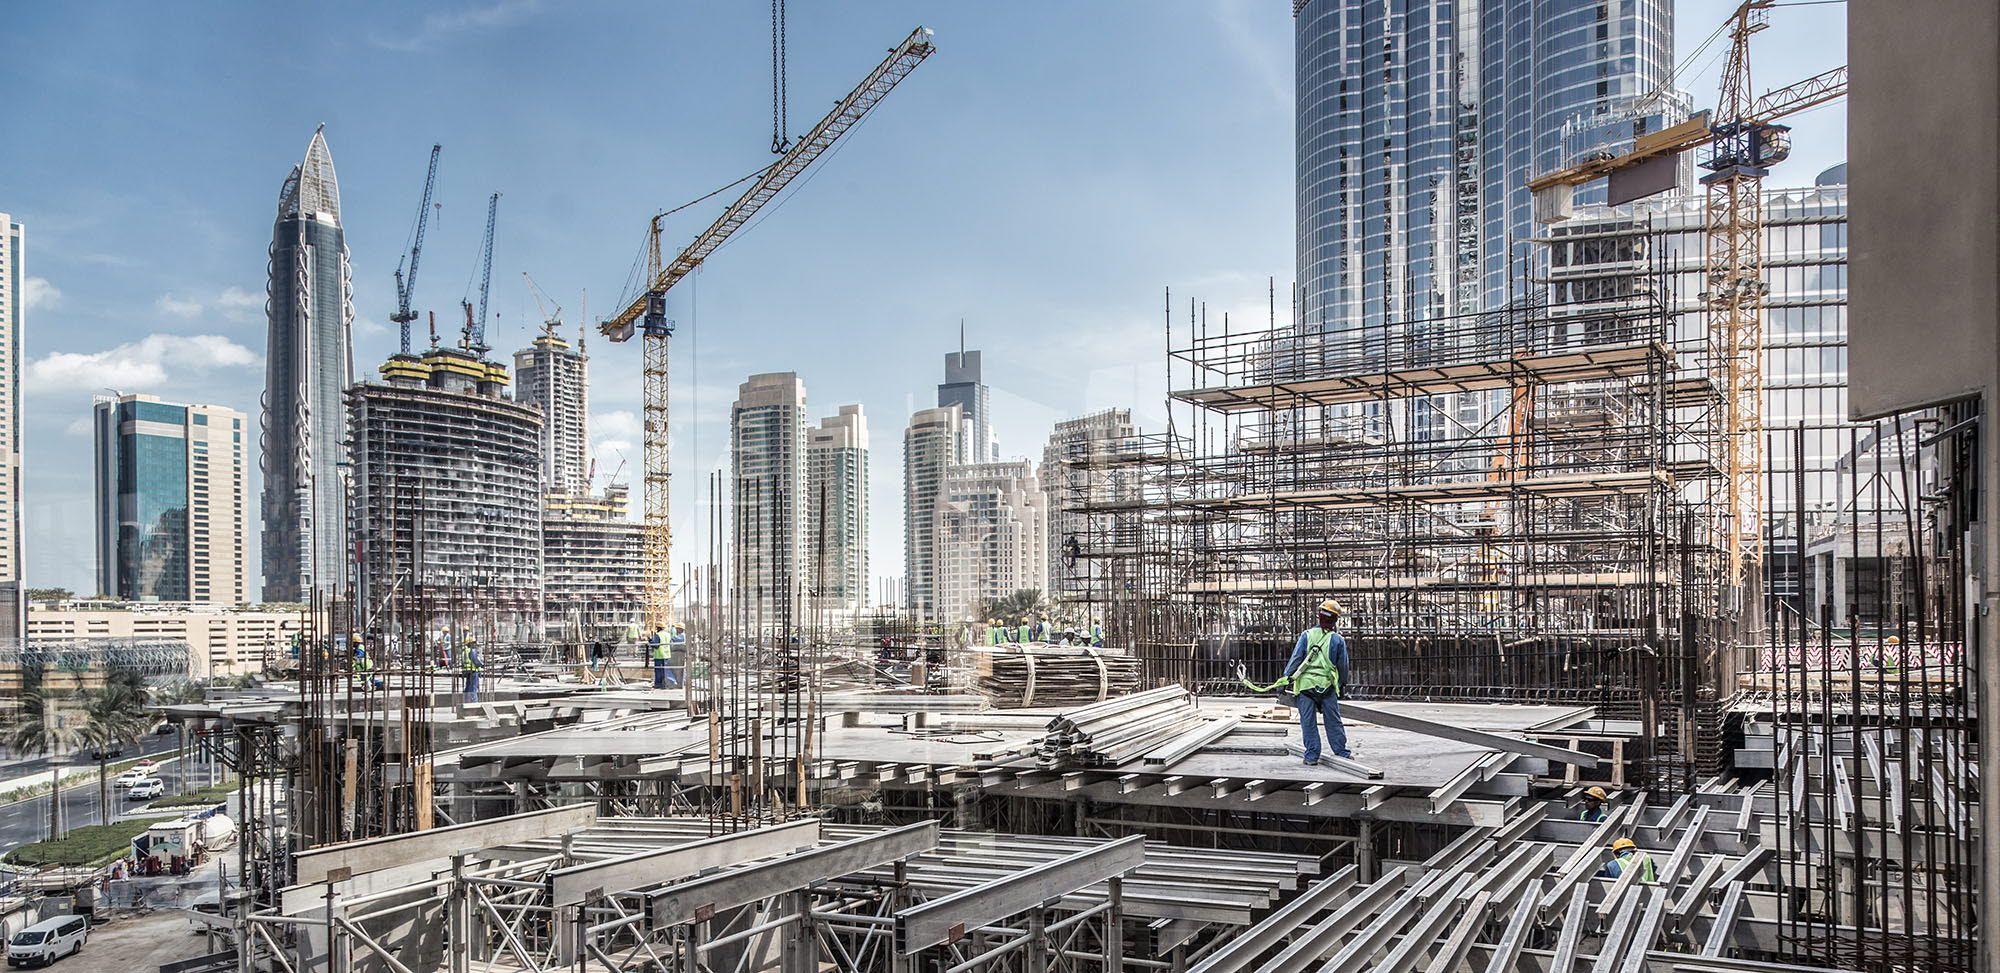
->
xmin=0 ymin=1 xmax=1846 ymax=595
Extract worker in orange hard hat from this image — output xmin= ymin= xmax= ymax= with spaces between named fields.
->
xmin=1579 ymin=786 xmax=1610 ymax=822
xmin=1601 ymin=837 xmax=1656 ymax=883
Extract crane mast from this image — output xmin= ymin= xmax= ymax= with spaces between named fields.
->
xmin=392 ymin=145 xmax=442 ymax=355
xmin=462 ymin=192 xmax=500 ymax=354
xmin=601 ymin=26 xmax=936 ymax=631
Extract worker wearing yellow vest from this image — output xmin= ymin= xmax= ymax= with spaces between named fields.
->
xmin=1281 ymin=599 xmax=1353 ymax=763
xmin=987 ymin=620 xmax=1005 ymax=646
xmin=648 ymin=626 xmax=675 ymax=689
xmin=459 ymin=637 xmax=482 ymax=703
xmin=1601 ymin=838 xmax=1656 ymax=883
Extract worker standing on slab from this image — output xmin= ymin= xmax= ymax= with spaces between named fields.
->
xmin=669 ymin=624 xmax=687 ymax=687
xmin=1580 ymin=786 xmax=1610 ymax=822
xmin=1284 ymin=599 xmax=1353 ymax=763
xmin=648 ymin=626 xmax=671 ymax=689
xmin=1601 ymin=838 xmax=1655 ymax=883
xmin=459 ymin=637 xmax=482 ymax=703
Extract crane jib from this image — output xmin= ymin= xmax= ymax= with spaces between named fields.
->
xmin=600 ymin=26 xmax=934 ymax=339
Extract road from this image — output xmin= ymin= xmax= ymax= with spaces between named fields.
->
xmin=0 ymin=739 xmax=229 ymax=856
xmin=0 ymin=732 xmax=181 ymax=787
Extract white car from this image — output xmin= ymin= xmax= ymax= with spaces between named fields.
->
xmin=126 ymin=778 xmax=164 ymax=801
xmin=7 ymin=915 xmax=87 ymax=967
xmin=113 ymin=769 xmax=148 ymax=788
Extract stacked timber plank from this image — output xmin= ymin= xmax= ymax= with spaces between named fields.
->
xmin=1036 ymin=686 xmax=1232 ymax=769
xmin=972 ymin=645 xmax=1139 ymax=707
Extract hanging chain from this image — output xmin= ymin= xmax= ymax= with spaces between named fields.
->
xmin=770 ymin=0 xmax=789 ymax=154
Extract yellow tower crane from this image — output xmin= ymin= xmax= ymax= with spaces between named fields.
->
xmin=600 ymin=26 xmax=936 ymax=631
xmin=1529 ymin=0 xmax=1846 ymax=598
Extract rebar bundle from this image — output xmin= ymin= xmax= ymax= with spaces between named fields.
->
xmin=1034 ymin=686 xmax=1210 ymax=768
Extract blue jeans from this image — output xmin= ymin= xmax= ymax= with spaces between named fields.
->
xmin=654 ymin=658 xmax=679 ymax=688
xmin=1296 ymin=692 xmax=1348 ymax=761
xmin=463 ymin=671 xmax=481 ymax=703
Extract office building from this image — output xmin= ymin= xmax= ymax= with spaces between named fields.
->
xmin=349 ymin=349 xmax=543 ymax=640
xmin=260 ymin=127 xmax=354 ymax=602
xmin=514 ymin=329 xmax=591 ymax=496
xmin=901 ymin=404 xmax=961 ymax=619
xmin=939 ymin=349 xmax=997 ymax=463
xmin=731 ymin=373 xmax=808 ymax=626
xmin=0 ymin=215 xmax=23 ymax=641
xmin=92 ymin=394 xmax=248 ymax=605
xmin=27 ymin=601 xmax=310 ymax=679
xmin=1041 ymin=409 xmax=1139 ymax=604
xmin=806 ymin=405 xmax=869 ymax=615
xmin=935 ymin=460 xmax=1047 ymax=624
xmin=1543 ymin=164 xmax=1851 ymax=600
xmin=543 ymin=487 xmax=645 ymax=641
xmin=1294 ymin=0 xmax=1675 ymax=336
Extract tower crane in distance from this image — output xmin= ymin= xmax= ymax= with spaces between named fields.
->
xmin=599 ymin=26 xmax=936 ymax=632
xmin=1527 ymin=0 xmax=1846 ymax=607
xmin=392 ymin=145 xmax=443 ymax=356
xmin=461 ymin=192 xmax=500 ymax=355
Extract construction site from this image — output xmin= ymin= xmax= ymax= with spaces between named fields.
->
xmin=134 ymin=5 xmax=1992 ymax=973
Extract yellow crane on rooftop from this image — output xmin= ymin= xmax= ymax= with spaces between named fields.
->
xmin=1529 ymin=0 xmax=1847 ymax=602
xmin=600 ymin=26 xmax=937 ymax=631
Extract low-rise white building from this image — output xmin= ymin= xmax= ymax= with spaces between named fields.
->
xmin=935 ymin=461 xmax=1047 ymax=623
xmin=27 ymin=602 xmax=313 ymax=679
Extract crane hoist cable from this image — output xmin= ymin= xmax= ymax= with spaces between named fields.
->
xmin=771 ymin=0 xmax=789 ymax=153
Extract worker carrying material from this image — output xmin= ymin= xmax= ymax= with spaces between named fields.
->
xmin=1580 ymin=786 xmax=1610 ymax=822
xmin=1600 ymin=837 xmax=1656 ymax=883
xmin=1243 ymin=599 xmax=1353 ymax=763
xmin=459 ymin=637 xmax=482 ymax=703
xmin=648 ymin=626 xmax=678 ymax=689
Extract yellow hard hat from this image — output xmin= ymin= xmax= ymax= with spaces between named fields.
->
xmin=1585 ymin=786 xmax=1608 ymax=801
xmin=1612 ymin=838 xmax=1636 ymax=853
xmin=1317 ymin=599 xmax=1345 ymax=617
xmin=1887 ymin=636 xmax=1901 ymax=645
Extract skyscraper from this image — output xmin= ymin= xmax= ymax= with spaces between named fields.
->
xmin=260 ymin=127 xmax=354 ymax=602
xmin=901 ymin=404 xmax=960 ymax=619
xmin=1294 ymin=0 xmax=1675 ymax=336
xmin=806 ymin=405 xmax=869 ymax=615
xmin=732 ymin=373 xmax=808 ymax=626
xmin=514 ymin=329 xmax=590 ymax=496
xmin=0 ymin=215 xmax=23 ymax=638
xmin=938 ymin=349 xmax=996 ymax=463
xmin=1040 ymin=408 xmax=1138 ymax=604
xmin=92 ymin=394 xmax=248 ymax=604
xmin=935 ymin=460 xmax=1047 ymax=624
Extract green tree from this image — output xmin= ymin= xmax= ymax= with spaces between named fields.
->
xmin=23 ymin=587 xmax=72 ymax=603
xmin=80 ymin=677 xmax=151 ymax=823
xmin=5 ymin=686 xmax=85 ymax=841
xmin=978 ymin=589 xmax=1051 ymax=627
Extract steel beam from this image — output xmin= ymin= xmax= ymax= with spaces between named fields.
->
xmin=649 ymin=821 xmax=939 ymax=927
xmin=1183 ymin=865 xmax=1356 ymax=973
xmin=549 ymin=818 xmax=821 ymax=906
xmin=1341 ymin=700 xmax=1599 ymax=768
xmin=894 ymin=835 xmax=1145 ymax=954
xmin=295 ymin=804 xmax=595 ymax=885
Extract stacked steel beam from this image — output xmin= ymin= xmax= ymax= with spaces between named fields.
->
xmin=973 ymin=646 xmax=1141 ymax=706
xmin=1036 ymin=686 xmax=1221 ymax=768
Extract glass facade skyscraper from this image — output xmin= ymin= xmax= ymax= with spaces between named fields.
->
xmin=938 ymin=349 xmax=996 ymax=464
xmin=1295 ymin=0 xmax=1674 ymax=338
xmin=94 ymin=394 xmax=249 ymax=604
xmin=260 ymin=126 xmax=354 ymax=602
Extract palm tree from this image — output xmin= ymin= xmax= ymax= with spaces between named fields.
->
xmin=5 ymin=686 xmax=85 ymax=841
xmin=979 ymin=589 xmax=1051 ymax=627
xmin=81 ymin=678 xmax=151 ymax=823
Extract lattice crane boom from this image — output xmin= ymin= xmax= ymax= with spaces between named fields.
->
xmin=463 ymin=192 xmax=500 ymax=354
xmin=599 ymin=26 xmax=936 ymax=631
xmin=392 ymin=144 xmax=442 ymax=355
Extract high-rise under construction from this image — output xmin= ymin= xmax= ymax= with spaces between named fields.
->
xmin=514 ymin=329 xmax=590 ymax=497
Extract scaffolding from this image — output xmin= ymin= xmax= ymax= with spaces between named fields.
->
xmin=1104 ymin=286 xmax=1735 ymax=788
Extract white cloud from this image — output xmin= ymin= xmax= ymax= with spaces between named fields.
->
xmin=62 ymin=416 xmax=91 ymax=437
xmin=216 ymin=286 xmax=262 ymax=322
xmin=592 ymin=409 xmax=641 ymax=441
xmin=156 ymin=294 xmax=203 ymax=318
xmin=27 ymin=334 xmax=258 ymax=394
xmin=21 ymin=277 xmax=61 ymax=312
xmin=371 ymin=0 xmax=543 ymax=52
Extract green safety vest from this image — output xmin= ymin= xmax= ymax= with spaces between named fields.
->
xmin=1293 ymin=628 xmax=1340 ymax=695
xmin=355 ymin=655 xmax=374 ymax=673
xmin=460 ymin=646 xmax=480 ymax=672
xmin=1017 ymin=624 xmax=1032 ymax=643
xmin=650 ymin=636 xmax=669 ymax=661
xmin=1615 ymin=850 xmax=1656 ymax=884
xmin=987 ymin=627 xmax=1004 ymax=646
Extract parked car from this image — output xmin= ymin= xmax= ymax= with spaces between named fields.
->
xmin=7 ymin=915 xmax=87 ymax=967
xmin=113 ymin=769 xmax=148 ymax=788
xmin=126 ymin=779 xmax=164 ymax=801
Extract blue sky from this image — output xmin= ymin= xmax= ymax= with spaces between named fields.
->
xmin=2 ymin=1 xmax=1845 ymax=597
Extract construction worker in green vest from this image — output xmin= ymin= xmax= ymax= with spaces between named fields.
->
xmin=1281 ymin=599 xmax=1352 ymax=763
xmin=1016 ymin=618 xmax=1034 ymax=644
xmin=1579 ymin=786 xmax=1610 ymax=822
xmin=459 ymin=637 xmax=482 ymax=703
xmin=1089 ymin=620 xmax=1104 ymax=648
xmin=987 ymin=620 xmax=1005 ymax=646
xmin=1601 ymin=838 xmax=1656 ymax=883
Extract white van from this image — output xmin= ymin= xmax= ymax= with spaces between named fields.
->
xmin=7 ymin=915 xmax=87 ymax=967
